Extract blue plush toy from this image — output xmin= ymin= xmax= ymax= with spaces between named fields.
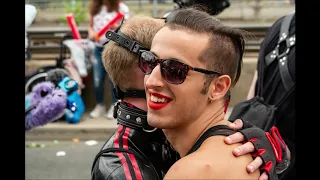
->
xmin=57 ymin=76 xmax=85 ymax=124
xmin=25 ymin=68 xmax=86 ymax=128
xmin=25 ymin=81 xmax=67 ymax=131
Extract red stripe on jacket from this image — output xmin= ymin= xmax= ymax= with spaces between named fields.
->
xmin=114 ymin=125 xmax=132 ymax=179
xmin=123 ymin=127 xmax=143 ymax=180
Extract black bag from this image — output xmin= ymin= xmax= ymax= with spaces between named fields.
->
xmin=229 ymin=87 xmax=294 ymax=131
xmin=228 ymin=12 xmax=295 ymax=131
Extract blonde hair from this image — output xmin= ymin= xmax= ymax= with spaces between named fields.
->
xmin=102 ymin=15 xmax=165 ymax=91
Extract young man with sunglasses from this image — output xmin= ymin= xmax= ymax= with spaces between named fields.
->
xmin=92 ymin=10 xmax=288 ymax=180
xmin=142 ymin=7 xmax=287 ymax=180
xmin=91 ymin=15 xmax=180 ymax=180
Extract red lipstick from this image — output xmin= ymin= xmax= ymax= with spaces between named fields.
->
xmin=148 ymin=100 xmax=170 ymax=110
xmin=147 ymin=90 xmax=173 ymax=110
xmin=148 ymin=90 xmax=173 ymax=100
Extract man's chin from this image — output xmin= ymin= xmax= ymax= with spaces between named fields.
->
xmin=147 ymin=116 xmax=166 ymax=129
xmin=147 ymin=119 xmax=162 ymax=129
xmin=148 ymin=119 xmax=177 ymax=130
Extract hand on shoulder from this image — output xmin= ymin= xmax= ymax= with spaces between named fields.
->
xmin=165 ymin=136 xmax=260 ymax=180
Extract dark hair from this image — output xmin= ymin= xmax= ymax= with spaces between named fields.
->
xmin=165 ymin=6 xmax=248 ymax=94
xmin=89 ymin=0 xmax=120 ymax=16
xmin=173 ymin=0 xmax=231 ymax=15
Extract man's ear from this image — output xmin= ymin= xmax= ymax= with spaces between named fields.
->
xmin=209 ymin=75 xmax=231 ymax=101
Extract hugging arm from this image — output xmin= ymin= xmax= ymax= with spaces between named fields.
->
xmin=225 ymin=119 xmax=291 ymax=180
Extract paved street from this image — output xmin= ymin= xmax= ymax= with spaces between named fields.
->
xmin=25 ymin=140 xmax=106 ymax=180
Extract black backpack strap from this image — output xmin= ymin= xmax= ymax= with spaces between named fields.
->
xmin=276 ymin=13 xmax=295 ymax=91
xmin=277 ymin=12 xmax=295 ymax=92
xmin=265 ymin=12 xmax=295 ymax=67
xmin=264 ymin=33 xmax=295 ymax=67
xmin=264 ymin=12 xmax=295 ymax=92
xmin=275 ymin=83 xmax=295 ymax=107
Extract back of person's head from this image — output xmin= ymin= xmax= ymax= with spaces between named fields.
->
xmin=173 ymin=0 xmax=230 ymax=15
xmin=102 ymin=15 xmax=165 ymax=91
xmin=165 ymin=6 xmax=247 ymax=94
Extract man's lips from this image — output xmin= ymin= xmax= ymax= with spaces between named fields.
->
xmin=148 ymin=100 xmax=170 ymax=110
xmin=148 ymin=90 xmax=173 ymax=100
xmin=147 ymin=90 xmax=173 ymax=110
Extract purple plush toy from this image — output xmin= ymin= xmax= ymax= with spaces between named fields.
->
xmin=25 ymin=81 xmax=67 ymax=131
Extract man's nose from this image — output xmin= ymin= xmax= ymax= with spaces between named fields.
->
xmin=144 ymin=65 xmax=164 ymax=89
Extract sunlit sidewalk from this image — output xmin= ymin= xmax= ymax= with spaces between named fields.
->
xmin=25 ymin=107 xmax=234 ymax=141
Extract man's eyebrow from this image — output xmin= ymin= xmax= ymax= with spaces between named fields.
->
xmin=149 ymin=51 xmax=186 ymax=63
xmin=149 ymin=51 xmax=159 ymax=58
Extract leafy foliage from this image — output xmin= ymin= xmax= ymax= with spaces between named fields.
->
xmin=58 ymin=0 xmax=87 ymax=25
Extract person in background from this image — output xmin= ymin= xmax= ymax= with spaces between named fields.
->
xmin=119 ymin=0 xmax=130 ymax=19
xmin=25 ymin=4 xmax=37 ymax=52
xmin=239 ymin=12 xmax=295 ymax=180
xmin=88 ymin=0 xmax=130 ymax=119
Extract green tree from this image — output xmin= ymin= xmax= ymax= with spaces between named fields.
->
xmin=59 ymin=0 xmax=87 ymax=25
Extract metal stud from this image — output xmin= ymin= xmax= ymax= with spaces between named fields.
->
xmin=282 ymin=33 xmax=287 ymax=38
xmin=118 ymin=110 xmax=121 ymax=116
xmin=136 ymin=117 xmax=141 ymax=123
xmin=126 ymin=115 xmax=130 ymax=119
xmin=281 ymin=62 xmax=285 ymax=65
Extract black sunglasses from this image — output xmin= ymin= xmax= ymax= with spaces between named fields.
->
xmin=138 ymin=50 xmax=221 ymax=84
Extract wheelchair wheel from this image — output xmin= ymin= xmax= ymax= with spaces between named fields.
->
xmin=25 ymin=72 xmax=48 ymax=94
xmin=25 ymin=65 xmax=58 ymax=94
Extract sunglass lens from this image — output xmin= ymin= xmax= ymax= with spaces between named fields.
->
xmin=161 ymin=60 xmax=188 ymax=84
xmin=139 ymin=51 xmax=157 ymax=74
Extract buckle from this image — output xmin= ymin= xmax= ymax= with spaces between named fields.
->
xmin=113 ymin=87 xmax=124 ymax=99
xmin=113 ymin=100 xmax=121 ymax=119
xmin=275 ymin=43 xmax=290 ymax=59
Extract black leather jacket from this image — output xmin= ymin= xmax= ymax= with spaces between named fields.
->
xmin=91 ymin=102 xmax=179 ymax=180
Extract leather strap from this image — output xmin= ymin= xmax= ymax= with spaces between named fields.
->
xmin=105 ymin=30 xmax=148 ymax=54
xmin=114 ymin=102 xmax=156 ymax=131
xmin=277 ymin=12 xmax=295 ymax=91
xmin=264 ymin=12 xmax=295 ymax=92
xmin=113 ymin=87 xmax=146 ymax=99
xmin=264 ymin=34 xmax=295 ymax=67
xmin=265 ymin=12 xmax=295 ymax=66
